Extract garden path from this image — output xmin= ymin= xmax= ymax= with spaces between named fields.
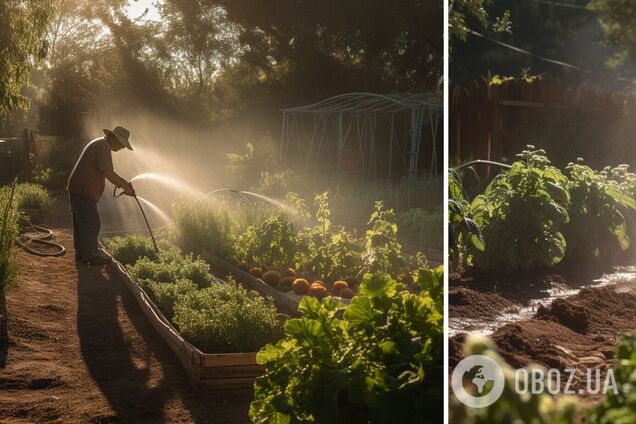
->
xmin=0 ymin=204 xmax=250 ymax=423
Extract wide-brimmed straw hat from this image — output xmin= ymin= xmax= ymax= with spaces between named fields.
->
xmin=103 ymin=126 xmax=133 ymax=150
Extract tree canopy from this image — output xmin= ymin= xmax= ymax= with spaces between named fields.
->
xmin=2 ymin=0 xmax=443 ymax=137
xmin=0 ymin=0 xmax=53 ymax=115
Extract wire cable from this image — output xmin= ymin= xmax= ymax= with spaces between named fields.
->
xmin=466 ymin=28 xmax=635 ymax=84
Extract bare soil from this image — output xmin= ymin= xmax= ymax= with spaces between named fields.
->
xmin=0 ymin=201 xmax=251 ymax=423
xmin=450 ymin=283 xmax=636 ymax=402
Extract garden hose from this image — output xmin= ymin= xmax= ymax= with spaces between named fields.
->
xmin=113 ymin=186 xmax=159 ymax=254
xmin=453 ymin=159 xmax=512 ymax=171
xmin=15 ymin=216 xmax=66 ymax=257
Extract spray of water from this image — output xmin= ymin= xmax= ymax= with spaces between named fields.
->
xmin=239 ymin=191 xmax=298 ymax=216
xmin=136 ymin=196 xmax=173 ymax=224
xmin=206 ymin=188 xmax=299 ymax=216
xmin=131 ymin=172 xmax=201 ymax=196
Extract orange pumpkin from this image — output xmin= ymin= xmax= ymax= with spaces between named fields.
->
xmin=262 ymin=270 xmax=281 ymax=287
xmin=292 ymin=278 xmax=310 ymax=295
xmin=308 ymin=284 xmax=328 ymax=299
xmin=332 ymin=280 xmax=349 ymax=296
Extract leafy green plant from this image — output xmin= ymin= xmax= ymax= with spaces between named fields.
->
xmin=296 ymin=192 xmax=362 ymax=282
xmin=173 ymin=278 xmax=284 ymax=353
xmin=250 ymin=273 xmax=443 ymax=423
xmin=468 ymin=146 xmax=570 ymax=274
xmin=105 ymin=234 xmax=157 ymax=265
xmin=362 ymin=201 xmax=408 ymax=278
xmin=563 ymin=161 xmax=636 ymax=265
xmin=236 ymin=214 xmax=298 ymax=268
xmin=587 ymin=332 xmax=636 ymax=423
xmin=450 ymin=335 xmax=578 ymax=423
xmin=413 ymin=265 xmax=444 ymax=314
xmin=448 ymin=169 xmax=484 ymax=269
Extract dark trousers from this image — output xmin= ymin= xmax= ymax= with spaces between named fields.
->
xmin=69 ymin=193 xmax=100 ymax=260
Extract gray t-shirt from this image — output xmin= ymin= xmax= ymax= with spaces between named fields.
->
xmin=67 ymin=137 xmax=114 ymax=201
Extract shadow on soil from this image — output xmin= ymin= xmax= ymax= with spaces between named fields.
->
xmin=76 ymin=263 xmax=252 ymax=424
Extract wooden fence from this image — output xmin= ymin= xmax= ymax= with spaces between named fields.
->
xmin=451 ymin=77 xmax=636 ymax=168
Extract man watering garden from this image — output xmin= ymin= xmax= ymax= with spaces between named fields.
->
xmin=67 ymin=126 xmax=136 ymax=266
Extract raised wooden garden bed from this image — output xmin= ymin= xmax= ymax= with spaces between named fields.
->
xmin=107 ymin=254 xmax=263 ymax=391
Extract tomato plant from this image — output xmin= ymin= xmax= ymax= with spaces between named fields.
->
xmin=296 ymin=192 xmax=362 ymax=282
xmin=563 ymin=161 xmax=636 ymax=265
xmin=235 ymin=214 xmax=298 ymax=268
xmin=362 ymin=201 xmax=408 ymax=278
xmin=468 ymin=146 xmax=570 ymax=275
xmin=250 ymin=272 xmax=443 ymax=423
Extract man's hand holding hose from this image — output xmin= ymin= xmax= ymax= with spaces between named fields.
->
xmin=122 ymin=181 xmax=135 ymax=196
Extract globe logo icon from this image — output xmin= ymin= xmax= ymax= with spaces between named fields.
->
xmin=452 ymin=355 xmax=505 ymax=408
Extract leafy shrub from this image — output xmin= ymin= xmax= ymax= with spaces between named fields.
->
xmin=14 ymin=183 xmax=51 ymax=210
xmin=297 ymin=192 xmax=362 ymax=282
xmin=105 ymin=235 xmax=157 ymax=265
xmin=450 ymin=335 xmax=578 ymax=423
xmin=587 ymin=333 xmax=636 ymax=423
xmin=0 ymin=185 xmax=20 ymax=290
xmin=564 ymin=161 xmax=636 ymax=265
xmin=469 ymin=146 xmax=570 ymax=274
xmin=236 ymin=214 xmax=298 ymax=268
xmin=250 ymin=273 xmax=443 ymax=423
xmin=172 ymin=197 xmax=232 ymax=257
xmin=172 ymin=279 xmax=284 ymax=353
xmin=362 ymin=201 xmax=408 ymax=278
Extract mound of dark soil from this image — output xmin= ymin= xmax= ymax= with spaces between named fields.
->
xmin=449 ymin=286 xmax=517 ymax=321
xmin=536 ymin=298 xmax=590 ymax=333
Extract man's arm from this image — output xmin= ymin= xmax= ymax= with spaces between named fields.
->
xmin=104 ymin=170 xmax=135 ymax=195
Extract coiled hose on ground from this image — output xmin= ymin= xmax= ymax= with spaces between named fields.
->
xmin=16 ymin=216 xmax=66 ymax=257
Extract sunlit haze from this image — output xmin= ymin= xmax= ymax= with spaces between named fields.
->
xmin=125 ymin=0 xmax=161 ymax=21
